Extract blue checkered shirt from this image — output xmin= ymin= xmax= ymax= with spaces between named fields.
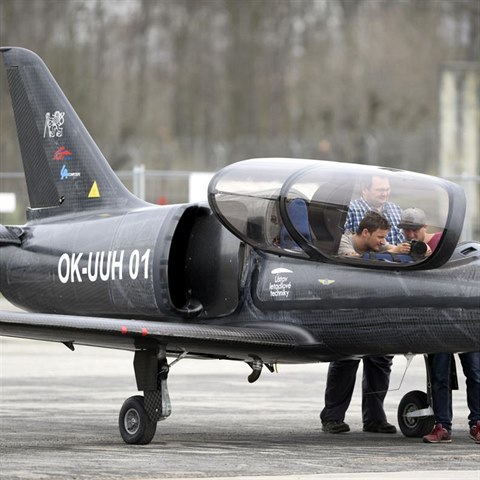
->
xmin=344 ymin=198 xmax=405 ymax=244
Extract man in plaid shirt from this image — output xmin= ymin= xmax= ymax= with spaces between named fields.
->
xmin=344 ymin=175 xmax=404 ymax=244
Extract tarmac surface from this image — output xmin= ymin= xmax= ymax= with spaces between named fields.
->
xmin=0 ymin=299 xmax=478 ymax=480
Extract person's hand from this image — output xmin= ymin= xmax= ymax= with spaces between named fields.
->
xmin=391 ymin=242 xmax=411 ymax=254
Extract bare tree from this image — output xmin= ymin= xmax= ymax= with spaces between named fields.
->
xmin=0 ymin=0 xmax=478 ymax=175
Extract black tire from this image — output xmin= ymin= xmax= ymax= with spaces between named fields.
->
xmin=397 ymin=390 xmax=435 ymax=438
xmin=119 ymin=395 xmax=157 ymax=445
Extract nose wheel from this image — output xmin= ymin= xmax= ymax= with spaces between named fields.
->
xmin=397 ymin=390 xmax=434 ymax=437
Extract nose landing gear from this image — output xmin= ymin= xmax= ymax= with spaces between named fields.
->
xmin=397 ymin=389 xmax=434 ymax=437
xmin=397 ymin=354 xmax=458 ymax=438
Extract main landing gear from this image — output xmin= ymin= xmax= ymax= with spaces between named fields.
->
xmin=397 ymin=354 xmax=458 ymax=437
xmin=119 ymin=348 xmax=182 ymax=445
xmin=118 ymin=350 xmax=273 ymax=444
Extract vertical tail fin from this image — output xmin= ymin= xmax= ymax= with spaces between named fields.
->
xmin=1 ymin=47 xmax=143 ymax=219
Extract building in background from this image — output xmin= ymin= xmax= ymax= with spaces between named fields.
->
xmin=439 ymin=62 xmax=480 ymax=240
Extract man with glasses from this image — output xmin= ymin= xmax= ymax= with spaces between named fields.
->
xmin=344 ymin=174 xmax=404 ymax=244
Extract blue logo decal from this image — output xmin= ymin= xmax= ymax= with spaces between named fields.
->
xmin=60 ymin=164 xmax=81 ymax=180
xmin=61 ymin=165 xmax=69 ymax=180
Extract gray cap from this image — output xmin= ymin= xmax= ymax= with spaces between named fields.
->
xmin=398 ymin=208 xmax=426 ymax=229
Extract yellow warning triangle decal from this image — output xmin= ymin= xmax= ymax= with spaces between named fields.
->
xmin=88 ymin=181 xmax=100 ymax=198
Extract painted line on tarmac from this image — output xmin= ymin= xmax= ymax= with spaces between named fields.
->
xmin=171 ymin=472 xmax=479 ymax=480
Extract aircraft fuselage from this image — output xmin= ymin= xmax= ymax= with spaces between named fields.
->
xmin=1 ymin=205 xmax=478 ymax=361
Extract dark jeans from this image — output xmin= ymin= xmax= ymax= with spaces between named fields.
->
xmin=430 ymin=352 xmax=480 ymax=430
xmin=320 ymin=356 xmax=393 ymax=425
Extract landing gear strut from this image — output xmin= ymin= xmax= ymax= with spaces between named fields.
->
xmin=119 ymin=348 xmax=172 ymax=445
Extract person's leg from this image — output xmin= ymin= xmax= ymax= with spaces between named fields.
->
xmin=320 ymin=359 xmax=360 ymax=424
xmin=458 ymin=352 xmax=480 ymax=428
xmin=361 ymin=355 xmax=392 ymax=424
xmin=429 ymin=353 xmax=453 ymax=431
xmin=423 ymin=353 xmax=453 ymax=443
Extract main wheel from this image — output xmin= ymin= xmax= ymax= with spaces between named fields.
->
xmin=119 ymin=395 xmax=157 ymax=445
xmin=397 ymin=390 xmax=434 ymax=438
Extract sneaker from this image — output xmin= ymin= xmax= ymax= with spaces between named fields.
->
xmin=363 ymin=420 xmax=397 ymax=434
xmin=322 ymin=421 xmax=350 ymax=434
xmin=423 ymin=423 xmax=452 ymax=443
xmin=469 ymin=421 xmax=480 ymax=444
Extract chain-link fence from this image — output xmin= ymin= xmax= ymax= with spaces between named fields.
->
xmin=0 ymin=169 xmax=201 ymax=226
xmin=1 ymin=169 xmax=479 ymax=241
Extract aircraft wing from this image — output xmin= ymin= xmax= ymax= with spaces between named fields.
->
xmin=0 ymin=310 xmax=319 ymax=361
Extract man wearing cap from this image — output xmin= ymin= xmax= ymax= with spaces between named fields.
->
xmin=399 ymin=207 xmax=442 ymax=255
xmin=398 ymin=208 xmax=480 ymax=444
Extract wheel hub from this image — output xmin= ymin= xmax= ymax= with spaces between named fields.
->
xmin=125 ymin=408 xmax=140 ymax=435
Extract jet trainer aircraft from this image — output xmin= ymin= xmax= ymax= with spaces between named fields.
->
xmin=0 ymin=47 xmax=479 ymax=445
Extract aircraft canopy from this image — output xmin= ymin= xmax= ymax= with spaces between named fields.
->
xmin=208 ymin=159 xmax=466 ymax=269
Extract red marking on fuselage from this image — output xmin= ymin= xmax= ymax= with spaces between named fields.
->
xmin=53 ymin=146 xmax=72 ymax=161
xmin=121 ymin=326 xmax=128 ymax=335
xmin=141 ymin=328 xmax=148 ymax=337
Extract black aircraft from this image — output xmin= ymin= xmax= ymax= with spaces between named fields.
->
xmin=0 ymin=47 xmax=479 ymax=445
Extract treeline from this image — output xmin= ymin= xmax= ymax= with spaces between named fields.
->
xmin=0 ymin=0 xmax=479 ymax=175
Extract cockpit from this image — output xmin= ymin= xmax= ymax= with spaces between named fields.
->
xmin=208 ymin=159 xmax=466 ymax=269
